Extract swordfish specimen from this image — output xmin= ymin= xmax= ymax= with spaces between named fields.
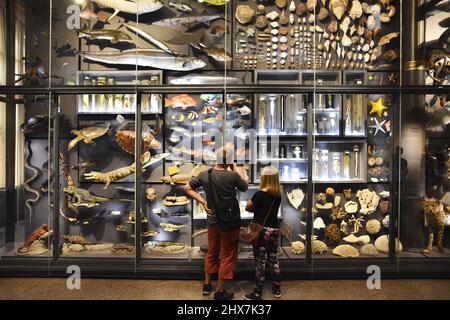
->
xmin=87 ymin=0 xmax=164 ymax=21
xmin=79 ymin=49 xmax=206 ymax=71
xmin=152 ymin=13 xmax=224 ymax=27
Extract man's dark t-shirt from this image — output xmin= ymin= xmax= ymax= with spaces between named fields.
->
xmin=251 ymin=191 xmax=281 ymax=228
xmin=189 ymin=168 xmax=248 ymax=225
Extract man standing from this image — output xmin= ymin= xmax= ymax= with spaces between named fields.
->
xmin=184 ymin=146 xmax=249 ymax=300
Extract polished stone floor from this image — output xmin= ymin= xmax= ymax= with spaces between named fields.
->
xmin=0 ymin=278 xmax=449 ymax=300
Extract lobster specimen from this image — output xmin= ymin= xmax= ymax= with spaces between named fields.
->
xmin=24 ymin=140 xmax=42 ymax=221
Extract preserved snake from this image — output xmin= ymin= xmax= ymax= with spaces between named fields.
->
xmin=24 ymin=139 xmax=42 ymax=221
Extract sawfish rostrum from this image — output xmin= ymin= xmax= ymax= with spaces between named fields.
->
xmin=80 ymin=49 xmax=206 ymax=71
xmin=88 ymin=0 xmax=164 ymax=20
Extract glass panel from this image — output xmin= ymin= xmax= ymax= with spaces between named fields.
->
xmin=399 ymin=93 xmax=450 ymax=259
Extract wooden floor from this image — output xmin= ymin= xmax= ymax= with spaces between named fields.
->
xmin=1 ymin=278 xmax=449 ymax=300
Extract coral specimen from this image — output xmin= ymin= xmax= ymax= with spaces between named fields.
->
xmin=291 ymin=241 xmax=305 ymax=255
xmin=287 ymin=188 xmax=305 ymax=209
xmin=312 ymin=240 xmax=328 ymax=254
xmin=366 ymin=219 xmax=381 ymax=235
xmin=313 ymin=217 xmax=326 ymax=229
xmin=360 ymin=244 xmax=379 ymax=256
xmin=325 ymin=224 xmax=341 ymax=245
xmin=357 ymin=189 xmax=380 ymax=215
xmin=332 ymin=244 xmax=359 ymax=258
xmin=331 ymin=206 xmax=346 ymax=220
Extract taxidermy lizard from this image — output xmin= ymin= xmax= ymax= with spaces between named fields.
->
xmin=63 ymin=185 xmax=133 ymax=208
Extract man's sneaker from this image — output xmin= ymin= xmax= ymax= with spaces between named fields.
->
xmin=272 ymin=286 xmax=282 ymax=298
xmin=244 ymin=292 xmax=263 ymax=300
xmin=213 ymin=290 xmax=234 ymax=300
xmin=202 ymin=283 xmax=213 ymax=296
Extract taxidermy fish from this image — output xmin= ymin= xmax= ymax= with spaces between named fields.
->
xmin=152 ymin=13 xmax=224 ymax=28
xmin=170 ymin=74 xmax=243 ymax=85
xmin=165 ymin=94 xmax=198 ymax=109
xmin=121 ymin=22 xmax=178 ymax=55
xmin=85 ymin=0 xmax=164 ymax=21
xmin=78 ymin=26 xmax=132 ymax=43
xmin=79 ymin=49 xmax=206 ymax=71
xmin=168 ymin=1 xmax=193 ymax=12
xmin=190 ymin=43 xmax=232 ymax=62
xmin=197 ymin=0 xmax=229 ymax=5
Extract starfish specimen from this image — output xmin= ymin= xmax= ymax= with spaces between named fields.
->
xmin=370 ymin=118 xmax=387 ymax=136
xmin=370 ymin=98 xmax=388 ymax=117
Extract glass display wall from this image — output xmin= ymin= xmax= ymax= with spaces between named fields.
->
xmin=0 ymin=0 xmax=449 ymax=278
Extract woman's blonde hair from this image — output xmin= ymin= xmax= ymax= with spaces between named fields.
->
xmin=260 ymin=166 xmax=281 ymax=196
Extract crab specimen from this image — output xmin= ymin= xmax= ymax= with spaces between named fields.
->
xmin=68 ymin=124 xmax=110 ymax=151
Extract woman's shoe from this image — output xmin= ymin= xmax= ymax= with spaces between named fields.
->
xmin=272 ymin=286 xmax=282 ymax=298
xmin=244 ymin=292 xmax=263 ymax=300
xmin=202 ymin=283 xmax=213 ymax=295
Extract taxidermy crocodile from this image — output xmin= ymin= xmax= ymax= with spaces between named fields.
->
xmin=63 ymin=186 xmax=133 ymax=208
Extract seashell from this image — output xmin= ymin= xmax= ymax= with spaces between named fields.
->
xmin=270 ymin=21 xmax=279 ymax=28
xmin=291 ymin=241 xmax=305 ymax=255
xmin=276 ymin=0 xmax=287 ymax=9
xmin=366 ymin=219 xmax=381 ymax=235
xmin=329 ymin=0 xmax=348 ymax=21
xmin=352 ymin=36 xmax=360 ymax=44
xmin=382 ymin=215 xmax=389 ymax=228
xmin=255 ymin=15 xmax=268 ymax=30
xmin=307 ymin=0 xmax=317 ymax=12
xmin=318 ymin=7 xmax=329 ymax=21
xmin=362 ymin=43 xmax=370 ymax=52
xmin=349 ymin=0 xmax=363 ymax=20
xmin=358 ymin=235 xmax=370 ymax=244
xmin=296 ymin=3 xmax=307 ymax=16
xmin=366 ymin=15 xmax=376 ymax=30
xmin=312 ymin=240 xmax=328 ymax=254
xmin=333 ymin=244 xmax=359 ymax=258
xmin=236 ymin=5 xmax=255 ymax=25
xmin=328 ymin=20 xmax=338 ymax=33
xmin=375 ymin=235 xmax=403 ymax=254
xmin=308 ymin=13 xmax=315 ymax=24
xmin=364 ymin=53 xmax=370 ymax=63
xmin=350 ymin=24 xmax=357 ymax=36
xmin=280 ymin=52 xmax=288 ymax=59
xmin=272 ymin=36 xmax=279 ymax=43
xmin=346 ymin=50 xmax=353 ymax=60
xmin=271 ymin=29 xmax=279 ymax=35
xmin=279 ymin=27 xmax=289 ymax=36
xmin=357 ymin=25 xmax=365 ymax=36
xmin=360 ymin=244 xmax=378 ymax=256
xmin=289 ymin=0 xmax=296 ymax=12
xmin=340 ymin=16 xmax=351 ymax=33
xmin=362 ymin=2 xmax=370 ymax=14
xmin=256 ymin=4 xmax=265 ymax=15
xmin=378 ymin=32 xmax=399 ymax=47
xmin=266 ymin=10 xmax=280 ymax=21
xmin=313 ymin=217 xmax=326 ymax=229
xmin=343 ymin=234 xmax=359 ymax=244
xmin=280 ymin=10 xmax=289 ymax=25
xmin=289 ymin=13 xmax=295 ymax=24
xmin=342 ymin=34 xmax=352 ymax=47
xmin=280 ymin=36 xmax=288 ymax=44
xmin=324 ymin=39 xmax=330 ymax=51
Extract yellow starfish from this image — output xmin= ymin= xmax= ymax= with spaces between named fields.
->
xmin=370 ymin=98 xmax=388 ymax=117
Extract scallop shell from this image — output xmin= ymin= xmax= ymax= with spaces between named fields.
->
xmin=360 ymin=244 xmax=378 ymax=256
xmin=333 ymin=244 xmax=359 ymax=257
xmin=236 ymin=5 xmax=255 ymax=25
xmin=329 ymin=0 xmax=348 ymax=21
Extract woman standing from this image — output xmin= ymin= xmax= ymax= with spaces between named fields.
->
xmin=244 ymin=166 xmax=282 ymax=300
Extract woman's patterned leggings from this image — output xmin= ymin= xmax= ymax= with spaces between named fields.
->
xmin=252 ymin=227 xmax=281 ymax=294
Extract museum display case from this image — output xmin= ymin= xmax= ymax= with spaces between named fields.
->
xmin=0 ymin=0 xmax=449 ymax=278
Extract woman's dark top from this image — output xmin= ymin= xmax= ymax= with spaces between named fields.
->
xmin=251 ymin=191 xmax=281 ymax=228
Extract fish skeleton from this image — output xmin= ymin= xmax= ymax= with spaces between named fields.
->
xmin=152 ymin=13 xmax=224 ymax=27
xmin=121 ymin=22 xmax=178 ymax=55
xmin=170 ymin=74 xmax=242 ymax=85
xmin=87 ymin=0 xmax=164 ymax=21
xmin=78 ymin=26 xmax=132 ymax=43
xmin=80 ymin=49 xmax=206 ymax=71
xmin=168 ymin=1 xmax=193 ymax=12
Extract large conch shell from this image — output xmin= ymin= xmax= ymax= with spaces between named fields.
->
xmin=329 ymin=0 xmax=348 ymax=20
xmin=287 ymin=188 xmax=305 ymax=209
